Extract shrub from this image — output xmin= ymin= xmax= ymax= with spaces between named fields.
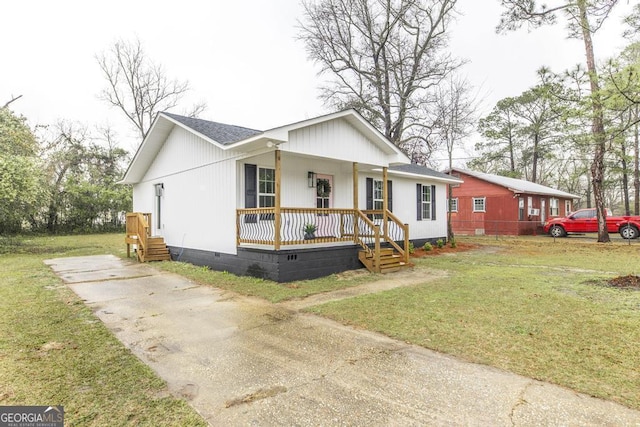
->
xmin=408 ymin=242 xmax=415 ymax=254
xmin=423 ymin=242 xmax=433 ymax=251
xmin=450 ymin=239 xmax=457 ymax=248
xmin=436 ymin=239 xmax=444 ymax=249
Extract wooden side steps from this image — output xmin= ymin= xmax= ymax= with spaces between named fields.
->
xmin=138 ymin=236 xmax=172 ymax=262
xmin=358 ymin=248 xmax=406 ymax=274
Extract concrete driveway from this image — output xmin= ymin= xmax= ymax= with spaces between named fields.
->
xmin=45 ymin=255 xmax=640 ymax=426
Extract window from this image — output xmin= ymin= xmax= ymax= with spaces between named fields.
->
xmin=518 ymin=197 xmax=525 ymax=221
xmin=572 ymin=209 xmax=596 ymax=219
xmin=258 ymin=167 xmax=275 ymax=220
xmin=373 ymin=179 xmax=383 ymax=210
xmin=473 ymin=197 xmax=486 ymax=212
xmin=447 ymin=198 xmax=458 ymax=213
xmin=258 ymin=167 xmax=275 ymax=207
xmin=550 ymin=198 xmax=559 ymax=216
xmin=366 ymin=178 xmax=392 ymax=220
xmin=416 ymin=184 xmax=436 ymax=221
xmin=421 ymin=186 xmax=432 ymax=219
xmin=564 ymin=200 xmax=572 ymax=215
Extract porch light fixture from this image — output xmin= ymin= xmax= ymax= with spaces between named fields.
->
xmin=308 ymin=171 xmax=317 ymax=188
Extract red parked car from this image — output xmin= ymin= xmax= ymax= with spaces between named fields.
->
xmin=543 ymin=208 xmax=640 ymax=239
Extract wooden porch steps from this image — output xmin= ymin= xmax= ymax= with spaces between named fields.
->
xmin=138 ymin=236 xmax=171 ymax=262
xmin=358 ymin=248 xmax=406 ymax=274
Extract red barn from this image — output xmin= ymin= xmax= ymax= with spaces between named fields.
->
xmin=447 ymin=168 xmax=580 ymax=236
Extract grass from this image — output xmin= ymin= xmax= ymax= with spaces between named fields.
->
xmin=0 ymin=234 xmax=206 ymax=426
xmin=3 ymin=233 xmax=640 ymax=418
xmin=307 ymin=236 xmax=640 ymax=410
xmin=156 ymin=261 xmax=377 ymax=303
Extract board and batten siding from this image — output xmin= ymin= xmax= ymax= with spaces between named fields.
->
xmin=241 ymin=152 xmax=356 ymax=209
xmin=285 ymin=118 xmax=390 ymax=166
xmin=359 ymin=173 xmax=448 ymax=241
xmin=134 ymin=125 xmax=240 ymax=254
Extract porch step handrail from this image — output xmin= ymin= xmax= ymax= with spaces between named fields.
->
xmin=353 ymin=209 xmax=380 ymax=267
xmin=358 ymin=209 xmax=409 ymax=265
xmin=125 ymin=212 xmax=151 ymax=261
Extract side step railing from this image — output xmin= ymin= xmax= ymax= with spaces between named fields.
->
xmin=125 ymin=213 xmax=171 ymax=262
xmin=354 ymin=210 xmax=409 ymax=274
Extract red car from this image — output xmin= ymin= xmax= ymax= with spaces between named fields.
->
xmin=543 ymin=208 xmax=640 ymax=239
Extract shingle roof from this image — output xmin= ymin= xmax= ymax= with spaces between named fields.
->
xmin=390 ymin=164 xmax=462 ymax=181
xmin=452 ymin=168 xmax=580 ymax=199
xmin=162 ymin=112 xmax=262 ymax=145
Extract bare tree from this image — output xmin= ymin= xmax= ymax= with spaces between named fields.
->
xmin=498 ymin=0 xmax=620 ymax=242
xmin=97 ymin=38 xmax=206 ymax=141
xmin=431 ymin=75 xmax=475 ymax=241
xmin=2 ymin=94 xmax=23 ymax=109
xmin=623 ymin=4 xmax=640 ymax=39
xmin=299 ymin=0 xmax=462 ymax=160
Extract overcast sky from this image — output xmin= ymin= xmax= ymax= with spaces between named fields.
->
xmin=1 ymin=0 xmax=635 ymax=161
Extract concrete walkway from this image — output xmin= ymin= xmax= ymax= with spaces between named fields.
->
xmin=45 ymin=255 xmax=640 ymax=426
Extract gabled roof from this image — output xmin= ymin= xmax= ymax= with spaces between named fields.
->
xmin=162 ymin=112 xmax=262 ymax=145
xmin=121 ymin=109 xmax=411 ymax=184
xmin=450 ymin=168 xmax=580 ymax=199
xmin=388 ymin=164 xmax=463 ymax=184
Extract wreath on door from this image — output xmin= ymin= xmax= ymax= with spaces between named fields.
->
xmin=317 ymin=178 xmax=332 ymax=198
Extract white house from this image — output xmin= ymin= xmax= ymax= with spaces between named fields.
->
xmin=121 ymin=109 xmax=462 ymax=281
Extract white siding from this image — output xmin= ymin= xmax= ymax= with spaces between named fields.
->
xmin=238 ymin=153 xmax=448 ymax=241
xmin=240 ymin=152 xmax=355 ymax=209
xmin=285 ymin=118 xmax=389 ymax=166
xmin=359 ymin=173 xmax=448 ymax=240
xmin=133 ymin=126 xmax=240 ymax=254
xmin=131 ymin=118 xmax=444 ymax=255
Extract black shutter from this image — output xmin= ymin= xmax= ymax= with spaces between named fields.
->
xmin=366 ymin=178 xmax=373 ymax=210
xmin=431 ymin=185 xmax=436 ymax=221
xmin=244 ymin=164 xmax=257 ymax=223
xmin=416 ymin=184 xmax=422 ymax=221
xmin=387 ymin=180 xmax=393 ymax=212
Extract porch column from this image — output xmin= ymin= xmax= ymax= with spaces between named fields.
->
xmin=383 ymin=167 xmax=388 ymax=231
xmin=353 ymin=162 xmax=359 ymax=243
xmin=275 ymin=149 xmax=281 ymax=250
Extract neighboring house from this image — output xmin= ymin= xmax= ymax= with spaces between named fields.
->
xmin=121 ymin=109 xmax=462 ymax=282
xmin=446 ymin=168 xmax=580 ymax=236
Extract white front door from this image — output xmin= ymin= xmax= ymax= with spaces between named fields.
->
xmin=315 ymin=174 xmax=333 ymax=237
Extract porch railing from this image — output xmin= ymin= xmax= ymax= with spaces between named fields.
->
xmin=236 ymin=208 xmax=409 ymax=264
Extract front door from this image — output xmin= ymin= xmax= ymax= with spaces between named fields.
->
xmin=315 ymin=174 xmax=333 ymax=237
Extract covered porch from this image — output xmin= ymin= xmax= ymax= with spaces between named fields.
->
xmin=237 ymin=150 xmax=410 ymax=273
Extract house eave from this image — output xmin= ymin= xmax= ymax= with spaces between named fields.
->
xmin=379 ymin=168 xmax=464 ymax=184
xmin=507 ymin=188 xmax=581 ymax=199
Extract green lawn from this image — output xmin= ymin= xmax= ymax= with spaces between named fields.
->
xmin=308 ymin=236 xmax=640 ymax=410
xmin=0 ymin=234 xmax=206 ymax=426
xmin=2 ymin=233 xmax=640 ymax=421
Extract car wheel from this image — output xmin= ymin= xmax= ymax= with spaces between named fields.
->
xmin=549 ymin=225 xmax=566 ymax=238
xmin=620 ymin=225 xmax=639 ymax=239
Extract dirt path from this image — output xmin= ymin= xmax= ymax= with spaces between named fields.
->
xmin=279 ymin=267 xmax=448 ymax=310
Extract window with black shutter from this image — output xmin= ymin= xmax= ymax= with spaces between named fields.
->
xmin=416 ymin=184 xmax=436 ymax=221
